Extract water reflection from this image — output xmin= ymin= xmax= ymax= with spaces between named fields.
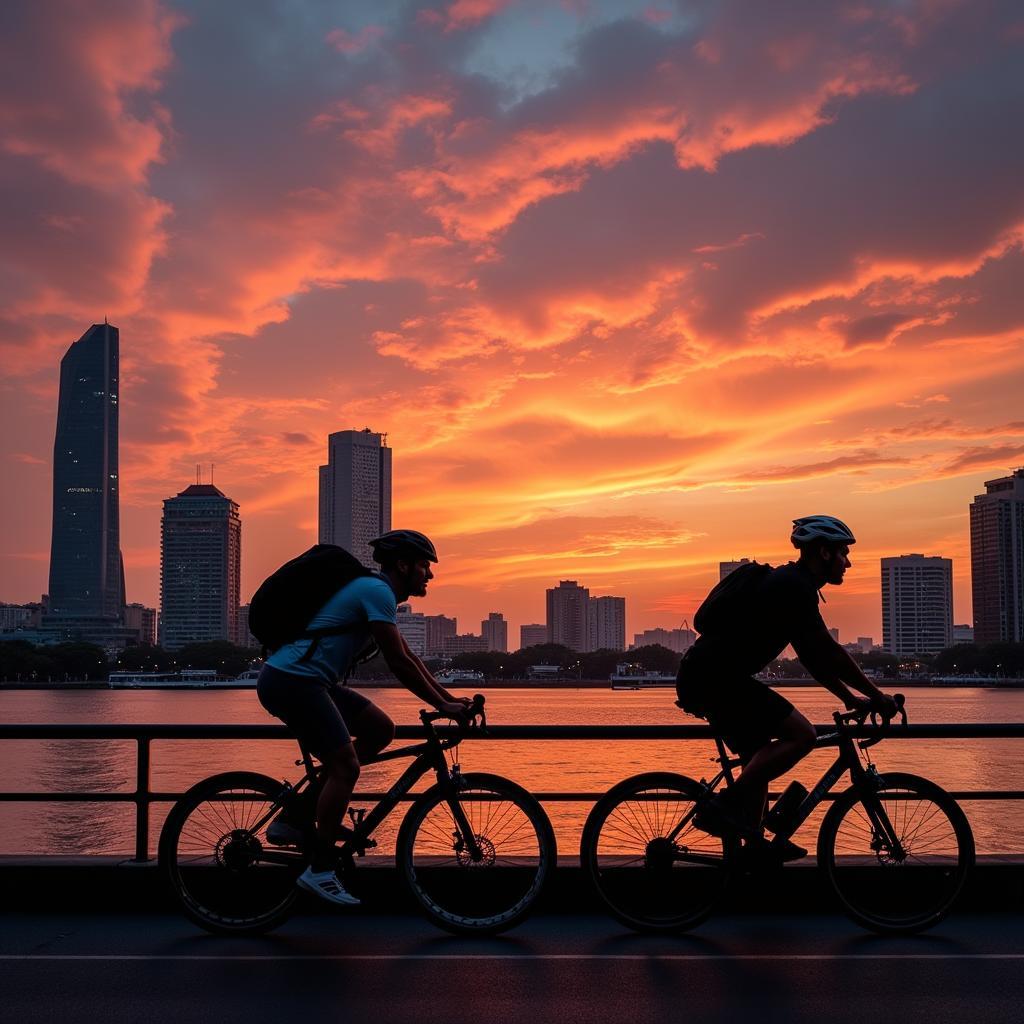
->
xmin=1 ymin=686 xmax=1022 ymax=856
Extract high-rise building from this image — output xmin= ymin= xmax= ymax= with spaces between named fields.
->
xmin=319 ymin=429 xmax=392 ymax=567
xmin=441 ymin=633 xmax=488 ymax=656
xmin=397 ymin=603 xmax=427 ymax=657
xmin=546 ymin=581 xmax=590 ymax=652
xmin=45 ymin=322 xmax=126 ymax=637
xmin=519 ymin=623 xmax=548 ymax=650
xmin=481 ymin=612 xmax=508 ymax=653
xmin=856 ymin=636 xmax=874 ymax=653
xmin=828 ymin=627 xmax=840 ymax=643
xmin=588 ymin=595 xmax=626 ymax=651
xmin=159 ymin=484 xmax=241 ymax=650
xmin=124 ymin=603 xmax=157 ymax=646
xmin=970 ymin=469 xmax=1024 ymax=645
xmin=719 ymin=559 xmax=751 ymax=581
xmin=953 ymin=624 xmax=974 ymax=645
xmin=631 ymin=626 xmax=695 ymax=654
xmin=881 ymin=554 xmax=953 ymax=656
xmin=237 ymin=603 xmax=258 ymax=648
xmin=424 ymin=613 xmax=457 ymax=656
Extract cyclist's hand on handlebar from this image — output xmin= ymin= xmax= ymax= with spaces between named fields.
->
xmin=844 ymin=695 xmax=873 ymax=714
xmin=871 ymin=693 xmax=900 ymax=721
xmin=438 ymin=700 xmax=471 ymax=724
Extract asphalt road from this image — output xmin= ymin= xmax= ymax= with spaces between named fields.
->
xmin=3 ymin=911 xmax=1024 ymax=1024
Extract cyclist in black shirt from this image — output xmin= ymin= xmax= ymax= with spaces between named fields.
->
xmin=677 ymin=515 xmax=897 ymax=861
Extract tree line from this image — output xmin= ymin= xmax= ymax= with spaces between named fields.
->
xmin=2 ymin=637 xmax=1023 ymax=683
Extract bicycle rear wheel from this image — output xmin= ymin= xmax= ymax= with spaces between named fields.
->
xmin=397 ymin=772 xmax=556 ymax=934
xmin=818 ymin=772 xmax=974 ymax=933
xmin=581 ymin=772 xmax=738 ymax=933
xmin=159 ymin=771 xmax=303 ymax=934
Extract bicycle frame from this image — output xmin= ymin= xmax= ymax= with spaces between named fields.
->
xmin=667 ymin=708 xmax=906 ymax=859
xmin=254 ymin=713 xmax=484 ymax=866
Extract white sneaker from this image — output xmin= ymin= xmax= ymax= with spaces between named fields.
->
xmin=296 ymin=867 xmax=361 ymax=907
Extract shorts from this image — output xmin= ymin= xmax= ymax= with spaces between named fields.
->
xmin=676 ymin=655 xmax=794 ymax=760
xmin=256 ymin=663 xmax=373 ymax=759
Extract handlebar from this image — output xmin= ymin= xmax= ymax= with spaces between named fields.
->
xmin=419 ymin=693 xmax=487 ymax=737
xmin=833 ymin=692 xmax=906 ymax=748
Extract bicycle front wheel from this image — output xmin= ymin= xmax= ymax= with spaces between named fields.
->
xmin=581 ymin=772 xmax=738 ymax=933
xmin=159 ymin=771 xmax=303 ymax=934
xmin=397 ymin=772 xmax=556 ymax=934
xmin=818 ymin=772 xmax=974 ymax=933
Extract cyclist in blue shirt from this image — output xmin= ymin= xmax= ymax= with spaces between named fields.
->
xmin=257 ymin=530 xmax=470 ymax=905
xmin=677 ymin=515 xmax=897 ymax=862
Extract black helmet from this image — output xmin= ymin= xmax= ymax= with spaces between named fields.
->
xmin=791 ymin=515 xmax=856 ymax=548
xmin=369 ymin=529 xmax=438 ymax=565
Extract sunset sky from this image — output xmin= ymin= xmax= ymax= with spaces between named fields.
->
xmin=2 ymin=0 xmax=1024 ymax=644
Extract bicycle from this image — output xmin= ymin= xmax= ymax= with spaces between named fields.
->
xmin=159 ymin=694 xmax=556 ymax=935
xmin=580 ymin=693 xmax=975 ymax=934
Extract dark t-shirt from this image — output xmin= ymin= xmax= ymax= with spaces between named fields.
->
xmin=685 ymin=561 xmax=836 ymax=679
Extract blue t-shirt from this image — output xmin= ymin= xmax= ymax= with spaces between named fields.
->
xmin=266 ymin=574 xmax=398 ymax=683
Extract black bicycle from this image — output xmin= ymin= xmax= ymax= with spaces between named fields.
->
xmin=159 ymin=695 xmax=556 ymax=935
xmin=581 ymin=694 xmax=974 ymax=934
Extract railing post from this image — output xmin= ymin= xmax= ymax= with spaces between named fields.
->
xmin=134 ymin=737 xmax=151 ymax=862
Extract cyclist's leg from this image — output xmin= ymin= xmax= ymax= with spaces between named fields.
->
xmin=726 ymin=710 xmax=816 ymax=831
xmin=312 ymin=742 xmax=360 ymax=871
xmin=331 ymin=685 xmax=395 ymax=762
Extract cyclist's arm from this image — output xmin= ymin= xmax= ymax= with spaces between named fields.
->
xmin=369 ymin=621 xmax=462 ymax=713
xmin=397 ymin=635 xmax=462 ymax=703
xmin=798 ymin=636 xmax=890 ymax=709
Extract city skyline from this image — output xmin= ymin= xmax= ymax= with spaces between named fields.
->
xmin=3 ymin=3 xmax=1024 ymax=646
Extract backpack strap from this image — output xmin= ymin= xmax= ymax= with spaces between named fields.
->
xmin=296 ymin=620 xmax=363 ymax=664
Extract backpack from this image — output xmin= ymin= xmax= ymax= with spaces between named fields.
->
xmin=248 ymin=544 xmax=376 ymax=656
xmin=693 ymin=561 xmax=773 ymax=636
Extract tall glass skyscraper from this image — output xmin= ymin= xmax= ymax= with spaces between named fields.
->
xmin=970 ymin=469 xmax=1024 ymax=645
xmin=318 ymin=428 xmax=392 ymax=566
xmin=46 ymin=322 xmax=125 ymax=630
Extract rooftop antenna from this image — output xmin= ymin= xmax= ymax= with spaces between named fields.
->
xmin=210 ymin=463 xmax=215 ymax=485
xmin=196 ymin=464 xmax=201 ymax=485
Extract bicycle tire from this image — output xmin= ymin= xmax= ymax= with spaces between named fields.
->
xmin=396 ymin=772 xmax=556 ymax=934
xmin=159 ymin=771 xmax=303 ymax=935
xmin=581 ymin=772 xmax=739 ymax=933
xmin=817 ymin=771 xmax=974 ymax=933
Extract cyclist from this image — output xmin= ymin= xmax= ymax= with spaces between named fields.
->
xmin=676 ymin=515 xmax=898 ymax=862
xmin=256 ymin=529 xmax=471 ymax=905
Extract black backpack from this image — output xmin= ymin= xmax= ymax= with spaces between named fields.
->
xmin=248 ymin=544 xmax=376 ymax=656
xmin=693 ymin=561 xmax=773 ymax=636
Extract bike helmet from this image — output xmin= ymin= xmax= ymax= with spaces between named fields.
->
xmin=369 ymin=529 xmax=438 ymax=564
xmin=790 ymin=515 xmax=856 ymax=548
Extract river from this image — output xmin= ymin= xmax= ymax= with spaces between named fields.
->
xmin=1 ymin=686 xmax=1021 ymax=856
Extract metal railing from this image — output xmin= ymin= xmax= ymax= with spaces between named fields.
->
xmin=3 ymin=722 xmax=1024 ymax=862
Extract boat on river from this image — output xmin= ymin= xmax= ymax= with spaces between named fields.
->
xmin=108 ymin=669 xmax=239 ymax=689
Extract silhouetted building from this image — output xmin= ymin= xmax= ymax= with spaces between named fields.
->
xmin=631 ymin=626 xmax=695 ymax=654
xmin=237 ymin=603 xmax=258 ymax=648
xmin=481 ymin=612 xmax=508 ymax=653
xmin=124 ymin=603 xmax=157 ymax=646
xmin=588 ymin=595 xmax=626 ymax=651
xmin=970 ymin=469 xmax=1024 ymax=645
xmin=953 ymin=624 xmax=974 ymax=645
xmin=881 ymin=554 xmax=953 ymax=656
xmin=546 ymin=581 xmax=590 ymax=652
xmin=424 ymin=613 xmax=457 ymax=655
xmin=519 ymin=623 xmax=548 ymax=650
xmin=44 ymin=322 xmax=126 ymax=640
xmin=719 ymin=559 xmax=751 ymax=581
xmin=159 ymin=484 xmax=241 ymax=650
xmin=828 ymin=627 xmax=840 ymax=643
xmin=855 ymin=636 xmax=874 ymax=653
xmin=397 ymin=603 xmax=427 ymax=657
xmin=319 ymin=428 xmax=392 ymax=567
xmin=441 ymin=633 xmax=487 ymax=656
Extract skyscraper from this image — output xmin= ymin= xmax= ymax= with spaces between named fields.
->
xmin=588 ymin=595 xmax=626 ymax=651
xmin=159 ymin=483 xmax=241 ymax=650
xmin=397 ymin=603 xmax=427 ymax=657
xmin=424 ymin=613 xmax=457 ymax=656
xmin=45 ymin=322 xmax=125 ymax=634
xmin=546 ymin=581 xmax=590 ymax=652
xmin=970 ymin=469 xmax=1024 ymax=645
xmin=319 ymin=428 xmax=392 ymax=567
xmin=880 ymin=554 xmax=953 ymax=656
xmin=481 ymin=612 xmax=508 ymax=653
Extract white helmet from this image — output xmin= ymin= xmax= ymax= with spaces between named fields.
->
xmin=791 ymin=515 xmax=856 ymax=548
